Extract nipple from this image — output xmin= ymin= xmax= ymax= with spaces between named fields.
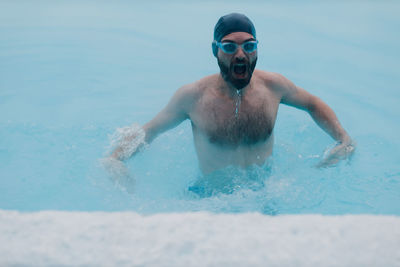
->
xmin=235 ymin=89 xmax=242 ymax=118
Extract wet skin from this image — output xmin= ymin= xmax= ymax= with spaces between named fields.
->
xmin=110 ymin=32 xmax=354 ymax=175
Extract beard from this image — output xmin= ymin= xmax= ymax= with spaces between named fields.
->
xmin=218 ymin=56 xmax=257 ymax=90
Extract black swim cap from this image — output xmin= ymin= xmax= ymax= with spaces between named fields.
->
xmin=212 ymin=13 xmax=256 ymax=57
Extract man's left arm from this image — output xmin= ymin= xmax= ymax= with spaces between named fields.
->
xmin=274 ymin=73 xmax=355 ymax=167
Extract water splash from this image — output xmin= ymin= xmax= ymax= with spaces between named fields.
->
xmin=108 ymin=123 xmax=147 ymax=159
xmin=187 ymin=164 xmax=271 ymax=198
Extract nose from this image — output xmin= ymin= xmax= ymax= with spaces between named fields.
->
xmin=234 ymin=46 xmax=246 ymax=62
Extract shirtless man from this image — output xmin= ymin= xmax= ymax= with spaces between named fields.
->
xmin=105 ymin=13 xmax=354 ymax=180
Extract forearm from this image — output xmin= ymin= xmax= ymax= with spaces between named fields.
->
xmin=278 ymin=79 xmax=355 ymax=167
xmin=103 ymin=124 xmax=146 ymax=193
xmin=109 ymin=123 xmax=147 ymax=161
xmin=308 ymin=99 xmax=351 ymax=144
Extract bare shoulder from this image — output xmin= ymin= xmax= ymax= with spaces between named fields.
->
xmin=172 ymin=74 xmax=218 ymax=111
xmin=180 ymin=73 xmax=218 ymax=92
xmin=181 ymin=74 xmax=219 ymax=97
xmin=195 ymin=73 xmax=220 ymax=90
xmin=254 ymin=70 xmax=293 ymax=87
xmin=174 ymin=79 xmax=200 ymax=102
xmin=253 ymin=70 xmax=297 ymax=96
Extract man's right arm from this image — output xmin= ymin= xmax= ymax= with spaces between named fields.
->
xmin=102 ymin=84 xmax=196 ymax=192
xmin=142 ymin=84 xmax=194 ymax=144
xmin=109 ymin=83 xmax=195 ymax=161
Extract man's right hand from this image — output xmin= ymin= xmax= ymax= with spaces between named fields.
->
xmin=101 ymin=157 xmax=135 ymax=194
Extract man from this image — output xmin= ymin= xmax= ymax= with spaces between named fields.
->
xmin=105 ymin=13 xmax=354 ymax=182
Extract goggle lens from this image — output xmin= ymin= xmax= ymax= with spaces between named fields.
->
xmin=243 ymin=42 xmax=257 ymax=52
xmin=217 ymin=40 xmax=258 ymax=54
xmin=222 ymin=43 xmax=237 ymax=53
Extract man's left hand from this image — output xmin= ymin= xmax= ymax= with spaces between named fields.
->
xmin=316 ymin=140 xmax=356 ymax=168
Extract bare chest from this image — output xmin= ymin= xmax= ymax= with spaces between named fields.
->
xmin=192 ymin=89 xmax=279 ymax=146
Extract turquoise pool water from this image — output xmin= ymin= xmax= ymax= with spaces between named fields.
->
xmin=1 ymin=1 xmax=399 ymax=215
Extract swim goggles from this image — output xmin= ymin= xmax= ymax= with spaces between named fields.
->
xmin=214 ymin=40 xmax=258 ymax=54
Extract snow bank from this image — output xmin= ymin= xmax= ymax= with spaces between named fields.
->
xmin=0 ymin=210 xmax=399 ymax=266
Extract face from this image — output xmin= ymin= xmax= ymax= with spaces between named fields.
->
xmin=217 ymin=32 xmax=258 ymax=90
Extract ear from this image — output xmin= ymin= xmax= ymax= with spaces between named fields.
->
xmin=212 ymin=41 xmax=218 ymax=57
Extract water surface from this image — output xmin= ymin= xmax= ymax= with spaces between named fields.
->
xmin=1 ymin=1 xmax=399 ymax=215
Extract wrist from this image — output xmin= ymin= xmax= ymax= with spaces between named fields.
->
xmin=338 ymin=133 xmax=352 ymax=146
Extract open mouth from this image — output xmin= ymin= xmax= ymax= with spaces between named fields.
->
xmin=233 ymin=64 xmax=247 ymax=76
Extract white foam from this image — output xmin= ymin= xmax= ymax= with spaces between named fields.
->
xmin=1 ymin=210 xmax=399 ymax=266
xmin=109 ymin=123 xmax=147 ymax=160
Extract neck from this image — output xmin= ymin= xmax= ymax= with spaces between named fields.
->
xmin=218 ymin=75 xmax=250 ymax=98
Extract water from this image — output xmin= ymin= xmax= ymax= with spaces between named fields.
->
xmin=1 ymin=1 xmax=399 ymax=215
xmin=235 ymin=89 xmax=241 ymax=118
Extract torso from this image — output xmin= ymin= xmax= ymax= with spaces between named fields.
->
xmin=188 ymin=70 xmax=282 ymax=174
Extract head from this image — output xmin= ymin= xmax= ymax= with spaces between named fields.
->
xmin=212 ymin=13 xmax=258 ymax=90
